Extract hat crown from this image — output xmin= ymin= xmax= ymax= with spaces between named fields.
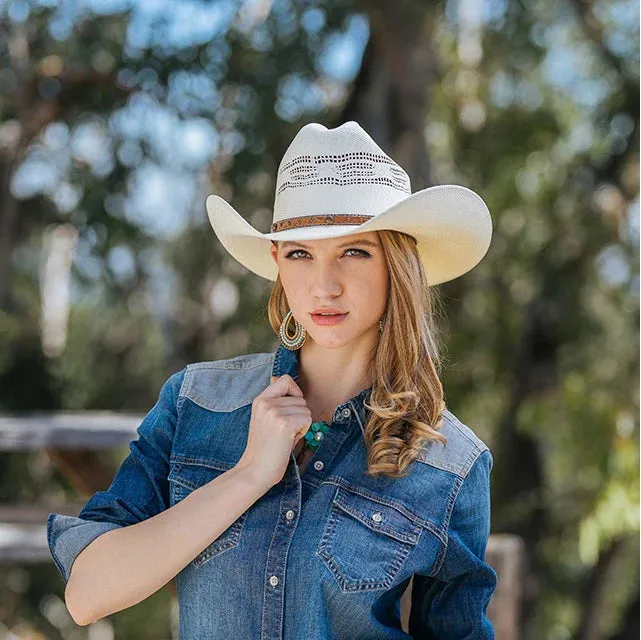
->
xmin=273 ymin=121 xmax=411 ymax=225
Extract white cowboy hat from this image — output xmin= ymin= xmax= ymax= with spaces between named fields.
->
xmin=206 ymin=120 xmax=492 ymax=285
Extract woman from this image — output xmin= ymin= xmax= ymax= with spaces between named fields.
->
xmin=47 ymin=121 xmax=497 ymax=638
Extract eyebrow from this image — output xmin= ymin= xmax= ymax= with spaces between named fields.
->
xmin=279 ymin=239 xmax=380 ymax=249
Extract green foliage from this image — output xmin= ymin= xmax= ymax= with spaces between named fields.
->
xmin=0 ymin=0 xmax=637 ymax=637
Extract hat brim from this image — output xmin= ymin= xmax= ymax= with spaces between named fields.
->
xmin=206 ymin=184 xmax=492 ymax=285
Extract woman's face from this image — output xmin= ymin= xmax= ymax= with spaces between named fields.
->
xmin=270 ymin=231 xmax=389 ymax=348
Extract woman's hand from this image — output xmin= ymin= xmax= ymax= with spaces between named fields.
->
xmin=236 ymin=374 xmax=311 ymax=491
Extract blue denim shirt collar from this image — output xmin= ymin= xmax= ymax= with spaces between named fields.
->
xmin=271 ymin=342 xmax=373 ymax=438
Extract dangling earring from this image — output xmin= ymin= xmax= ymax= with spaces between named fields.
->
xmin=378 ymin=312 xmax=386 ymax=333
xmin=279 ymin=310 xmax=306 ymax=350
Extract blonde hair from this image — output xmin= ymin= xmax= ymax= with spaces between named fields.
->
xmin=267 ymin=230 xmax=448 ymax=479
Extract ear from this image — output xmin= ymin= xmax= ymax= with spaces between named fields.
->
xmin=270 ymin=242 xmax=278 ymax=264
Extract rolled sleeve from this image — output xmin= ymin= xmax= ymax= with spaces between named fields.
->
xmin=409 ymin=448 xmax=498 ymax=639
xmin=46 ymin=368 xmax=185 ymax=584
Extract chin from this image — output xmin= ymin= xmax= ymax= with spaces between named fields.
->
xmin=306 ymin=330 xmax=341 ymax=343
xmin=306 ymin=331 xmax=362 ymax=349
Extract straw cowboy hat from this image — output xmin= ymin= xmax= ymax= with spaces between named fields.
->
xmin=206 ymin=120 xmax=492 ymax=285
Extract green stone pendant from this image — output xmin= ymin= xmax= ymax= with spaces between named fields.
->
xmin=304 ymin=421 xmax=329 ymax=451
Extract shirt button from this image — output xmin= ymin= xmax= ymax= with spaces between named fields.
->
xmin=269 ymin=575 xmax=279 ymax=587
xmin=285 ymin=509 xmax=295 ymax=520
xmin=341 ymin=407 xmax=351 ymax=418
xmin=372 ymin=511 xmax=383 ymax=522
xmin=313 ymin=460 xmax=324 ymax=471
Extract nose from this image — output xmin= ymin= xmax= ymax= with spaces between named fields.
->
xmin=308 ymin=259 xmax=342 ymax=298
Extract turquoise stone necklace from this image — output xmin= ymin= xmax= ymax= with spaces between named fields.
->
xmin=303 ymin=420 xmax=330 ymax=451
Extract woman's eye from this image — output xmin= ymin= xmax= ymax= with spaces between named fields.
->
xmin=345 ymin=249 xmax=370 ymax=257
xmin=284 ymin=248 xmax=370 ymax=260
xmin=284 ymin=249 xmax=308 ymax=259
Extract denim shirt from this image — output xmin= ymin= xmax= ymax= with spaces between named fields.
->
xmin=47 ymin=342 xmax=497 ymax=639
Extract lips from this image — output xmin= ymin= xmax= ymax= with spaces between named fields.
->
xmin=312 ymin=312 xmax=346 ymax=316
xmin=310 ymin=308 xmax=347 ymax=315
xmin=310 ymin=311 xmax=349 ymax=325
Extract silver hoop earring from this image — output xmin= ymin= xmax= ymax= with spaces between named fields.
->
xmin=279 ymin=310 xmax=306 ymax=350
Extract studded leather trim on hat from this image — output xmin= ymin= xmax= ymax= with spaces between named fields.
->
xmin=271 ymin=213 xmax=374 ymax=233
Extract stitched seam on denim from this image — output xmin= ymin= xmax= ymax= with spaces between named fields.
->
xmin=333 ymin=488 xmax=421 ymax=544
xmin=276 ymin=486 xmax=296 ymax=639
xmin=327 ymin=477 xmax=445 ymax=544
xmin=181 ymin=501 xmax=245 ymax=567
xmin=47 ymin=514 xmax=68 ymax=582
xmin=428 ymin=538 xmax=447 ymax=578
xmin=444 ymin=447 xmax=477 ymax=531
xmin=261 ymin=477 xmax=289 ymax=640
xmin=337 ymin=479 xmax=409 ymax=511
xmin=178 ymin=365 xmax=189 ymax=400
xmin=301 ymin=475 xmax=321 ymax=489
xmin=431 ymin=486 xmax=458 ymax=578
xmin=432 ymin=447 xmax=478 ymax=577
xmin=169 ymin=473 xmax=248 ymax=568
xmin=442 ymin=408 xmax=489 ymax=451
xmin=460 ymin=446 xmax=486 ymax=479
xmin=169 ymin=468 xmax=196 ymax=492
xmin=414 ymin=414 xmax=487 ymax=477
xmin=175 ymin=393 xmax=187 ymax=417
xmin=413 ymin=457 xmax=469 ymax=475
xmin=318 ymin=495 xmax=412 ymax=592
xmin=348 ymin=399 xmax=366 ymax=439
xmin=185 ymin=354 xmax=272 ymax=372
xmin=193 ymin=517 xmax=245 ymax=567
xmin=170 ymin=454 xmax=234 ymax=471
xmin=180 ymin=356 xmax=272 ymax=401
xmin=179 ymin=393 xmax=253 ymax=415
xmin=333 ymin=499 xmax=418 ymax=545
xmin=168 ymin=461 xmax=231 ymax=491
xmin=329 ymin=477 xmax=424 ymax=526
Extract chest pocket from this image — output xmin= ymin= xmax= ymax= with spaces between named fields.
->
xmin=316 ymin=485 xmax=424 ymax=592
xmin=168 ymin=457 xmax=248 ymax=569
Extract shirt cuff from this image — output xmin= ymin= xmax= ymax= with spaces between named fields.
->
xmin=47 ymin=513 xmax=123 ymax=584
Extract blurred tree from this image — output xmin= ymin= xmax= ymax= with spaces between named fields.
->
xmin=0 ymin=0 xmax=637 ymax=639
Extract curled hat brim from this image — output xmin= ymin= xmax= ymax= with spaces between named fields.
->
xmin=206 ymin=183 xmax=492 ymax=285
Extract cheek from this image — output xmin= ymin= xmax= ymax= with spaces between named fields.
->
xmin=279 ymin=269 xmax=308 ymax=309
xmin=353 ymin=271 xmax=388 ymax=306
xmin=281 ymin=267 xmax=303 ymax=288
xmin=364 ymin=259 xmax=389 ymax=294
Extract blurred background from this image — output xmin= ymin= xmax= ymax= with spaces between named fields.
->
xmin=0 ymin=0 xmax=638 ymax=638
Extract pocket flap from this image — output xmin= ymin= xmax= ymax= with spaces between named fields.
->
xmin=168 ymin=456 xmax=234 ymax=492
xmin=332 ymin=487 xmax=422 ymax=545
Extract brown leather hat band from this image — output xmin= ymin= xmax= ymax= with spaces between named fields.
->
xmin=271 ymin=214 xmax=373 ymax=233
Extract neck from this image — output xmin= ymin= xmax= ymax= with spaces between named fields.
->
xmin=296 ymin=335 xmax=376 ymax=422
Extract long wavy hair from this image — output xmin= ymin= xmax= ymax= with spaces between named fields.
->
xmin=267 ymin=229 xmax=448 ymax=479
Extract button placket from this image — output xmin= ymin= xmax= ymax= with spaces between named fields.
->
xmin=297 ymin=407 xmax=354 ymax=484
